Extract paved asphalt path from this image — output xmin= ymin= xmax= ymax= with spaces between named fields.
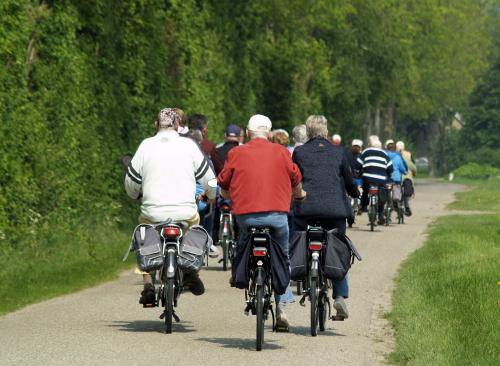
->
xmin=0 ymin=180 xmax=463 ymax=366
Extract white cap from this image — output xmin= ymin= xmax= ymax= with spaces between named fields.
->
xmin=332 ymin=134 xmax=341 ymax=143
xmin=352 ymin=139 xmax=363 ymax=147
xmin=385 ymin=139 xmax=394 ymax=148
xmin=396 ymin=141 xmax=405 ymax=151
xmin=373 ymin=140 xmax=382 ymax=148
xmin=247 ymin=114 xmax=272 ymax=132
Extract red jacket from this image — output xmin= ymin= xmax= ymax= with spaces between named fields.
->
xmin=217 ymin=138 xmax=302 ymax=215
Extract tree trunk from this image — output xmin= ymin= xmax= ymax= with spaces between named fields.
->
xmin=438 ymin=117 xmax=447 ymax=175
xmin=365 ymin=108 xmax=373 ymax=142
xmin=428 ymin=119 xmax=439 ymax=177
xmin=374 ymin=105 xmax=381 ymax=137
xmin=382 ymin=100 xmax=395 ymax=142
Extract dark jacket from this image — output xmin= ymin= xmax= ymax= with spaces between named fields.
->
xmin=292 ymin=137 xmax=358 ymax=219
xmin=216 ymin=141 xmax=239 ymax=167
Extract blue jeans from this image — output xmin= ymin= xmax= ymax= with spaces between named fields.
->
xmin=235 ymin=212 xmax=295 ymax=305
xmin=293 ymin=217 xmax=349 ymax=298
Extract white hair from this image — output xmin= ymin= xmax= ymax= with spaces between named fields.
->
xmin=368 ymin=135 xmax=381 ymax=148
xmin=332 ymin=134 xmax=341 ymax=143
xmin=305 ymin=115 xmax=328 ymax=139
xmin=292 ymin=124 xmax=308 ymax=144
xmin=396 ymin=141 xmax=405 ymax=151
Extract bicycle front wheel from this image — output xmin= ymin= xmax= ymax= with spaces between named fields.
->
xmin=310 ymin=276 xmax=319 ymax=336
xmin=256 ymin=284 xmax=264 ymax=351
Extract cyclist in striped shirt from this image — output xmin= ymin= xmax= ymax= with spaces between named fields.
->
xmin=355 ymin=135 xmax=394 ymax=224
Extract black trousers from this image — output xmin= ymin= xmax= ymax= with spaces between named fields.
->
xmin=361 ymin=179 xmax=385 ymax=216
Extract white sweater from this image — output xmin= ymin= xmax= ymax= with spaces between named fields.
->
xmin=125 ymin=130 xmax=216 ymax=222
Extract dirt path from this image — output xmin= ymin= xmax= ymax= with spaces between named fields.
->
xmin=0 ymin=180 xmax=463 ymax=366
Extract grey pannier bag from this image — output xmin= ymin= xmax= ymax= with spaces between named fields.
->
xmin=178 ymin=225 xmax=211 ymax=274
xmin=130 ymin=224 xmax=164 ymax=272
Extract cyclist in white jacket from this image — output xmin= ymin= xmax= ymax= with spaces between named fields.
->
xmin=125 ymin=108 xmax=216 ymax=304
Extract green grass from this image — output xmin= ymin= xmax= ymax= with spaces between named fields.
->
xmin=389 ymin=180 xmax=500 ymax=365
xmin=0 ymin=216 xmax=136 ymax=315
xmin=448 ymin=178 xmax=500 ymax=211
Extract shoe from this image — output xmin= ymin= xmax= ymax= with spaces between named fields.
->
xmin=377 ymin=218 xmax=385 ymax=225
xmin=208 ymin=244 xmax=219 ymax=258
xmin=333 ymin=296 xmax=349 ymax=319
xmin=139 ymin=283 xmax=156 ymax=305
xmin=275 ymin=305 xmax=290 ymax=332
xmin=183 ymin=272 xmax=205 ymax=296
xmin=405 ymin=207 xmax=412 ymax=216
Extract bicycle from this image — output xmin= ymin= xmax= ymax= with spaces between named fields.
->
xmin=368 ymin=185 xmax=379 ymax=231
xmin=396 ymin=183 xmax=405 ymax=224
xmin=154 ymin=222 xmax=185 ymax=334
xmin=217 ymin=201 xmax=236 ymax=271
xmin=243 ymin=227 xmax=275 ymax=351
xmin=383 ymin=183 xmax=393 ymax=226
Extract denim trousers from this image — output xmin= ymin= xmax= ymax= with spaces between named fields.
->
xmin=292 ymin=216 xmax=349 ymax=298
xmin=235 ymin=212 xmax=295 ymax=305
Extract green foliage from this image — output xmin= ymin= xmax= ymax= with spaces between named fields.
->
xmin=453 ymin=163 xmax=500 ymax=179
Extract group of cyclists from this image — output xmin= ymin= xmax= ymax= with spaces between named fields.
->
xmin=124 ymin=107 xmax=416 ymax=332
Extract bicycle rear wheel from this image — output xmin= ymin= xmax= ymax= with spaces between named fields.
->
xmin=318 ymin=293 xmax=327 ymax=332
xmin=310 ymin=277 xmax=319 ymax=336
xmin=165 ymin=278 xmax=174 ymax=334
xmin=256 ymin=284 xmax=264 ymax=351
xmin=222 ymin=239 xmax=229 ymax=271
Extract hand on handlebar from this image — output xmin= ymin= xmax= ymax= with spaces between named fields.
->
xmin=294 ymin=189 xmax=307 ymax=201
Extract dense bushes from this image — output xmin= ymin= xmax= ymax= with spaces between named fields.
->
xmin=453 ymin=163 xmax=500 ymax=180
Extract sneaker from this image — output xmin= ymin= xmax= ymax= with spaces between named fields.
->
xmin=183 ymin=272 xmax=205 ymax=296
xmin=208 ymin=244 xmax=219 ymax=258
xmin=139 ymin=283 xmax=156 ymax=305
xmin=333 ymin=296 xmax=349 ymax=319
xmin=275 ymin=304 xmax=290 ymax=332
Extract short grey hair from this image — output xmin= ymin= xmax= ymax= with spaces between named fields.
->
xmin=292 ymin=124 xmax=308 ymax=144
xmin=248 ymin=129 xmax=269 ymax=140
xmin=305 ymin=115 xmax=328 ymax=139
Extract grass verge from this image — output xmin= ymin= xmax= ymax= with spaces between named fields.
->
xmin=388 ymin=179 xmax=500 ymax=365
xmin=0 ymin=215 xmax=136 ymax=316
xmin=448 ymin=178 xmax=500 ymax=211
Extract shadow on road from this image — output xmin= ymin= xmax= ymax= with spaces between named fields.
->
xmin=107 ymin=320 xmax=195 ymax=333
xmin=290 ymin=325 xmax=345 ymax=337
xmin=196 ymin=336 xmax=284 ymax=350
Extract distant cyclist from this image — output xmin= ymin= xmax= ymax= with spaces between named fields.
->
xmin=396 ymin=141 xmax=417 ymax=216
xmin=346 ymin=139 xmax=364 ymax=226
xmin=292 ymin=115 xmax=359 ymax=319
xmin=218 ymin=114 xmax=306 ymax=330
xmin=216 ymin=124 xmax=242 ymax=167
xmin=125 ymin=108 xmax=216 ymax=305
xmin=355 ymin=135 xmax=393 ymax=225
xmin=385 ymin=140 xmax=408 ymax=217
xmin=290 ymin=124 xmax=308 ymax=155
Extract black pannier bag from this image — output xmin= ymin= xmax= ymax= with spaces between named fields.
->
xmin=178 ymin=225 xmax=211 ymax=274
xmin=289 ymin=230 xmax=307 ymax=280
xmin=324 ymin=229 xmax=362 ymax=281
xmin=403 ymin=178 xmax=414 ymax=197
xmin=231 ymin=238 xmax=290 ymax=295
xmin=269 ymin=238 xmax=291 ymax=295
xmin=131 ymin=224 xmax=164 ymax=272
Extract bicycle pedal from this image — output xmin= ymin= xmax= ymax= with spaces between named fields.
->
xmin=299 ymin=295 xmax=307 ymax=307
xmin=142 ymin=303 xmax=156 ymax=308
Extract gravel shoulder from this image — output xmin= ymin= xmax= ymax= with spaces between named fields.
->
xmin=0 ymin=180 xmax=463 ymax=366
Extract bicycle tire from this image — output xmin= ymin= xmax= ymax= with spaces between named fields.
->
xmin=165 ymin=278 xmax=174 ymax=334
xmin=222 ymin=239 xmax=228 ymax=271
xmin=256 ymin=283 xmax=265 ymax=351
xmin=318 ymin=293 xmax=327 ymax=332
xmin=310 ymin=276 xmax=319 ymax=337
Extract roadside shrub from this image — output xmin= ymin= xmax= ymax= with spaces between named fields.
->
xmin=453 ymin=163 xmax=500 ymax=179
